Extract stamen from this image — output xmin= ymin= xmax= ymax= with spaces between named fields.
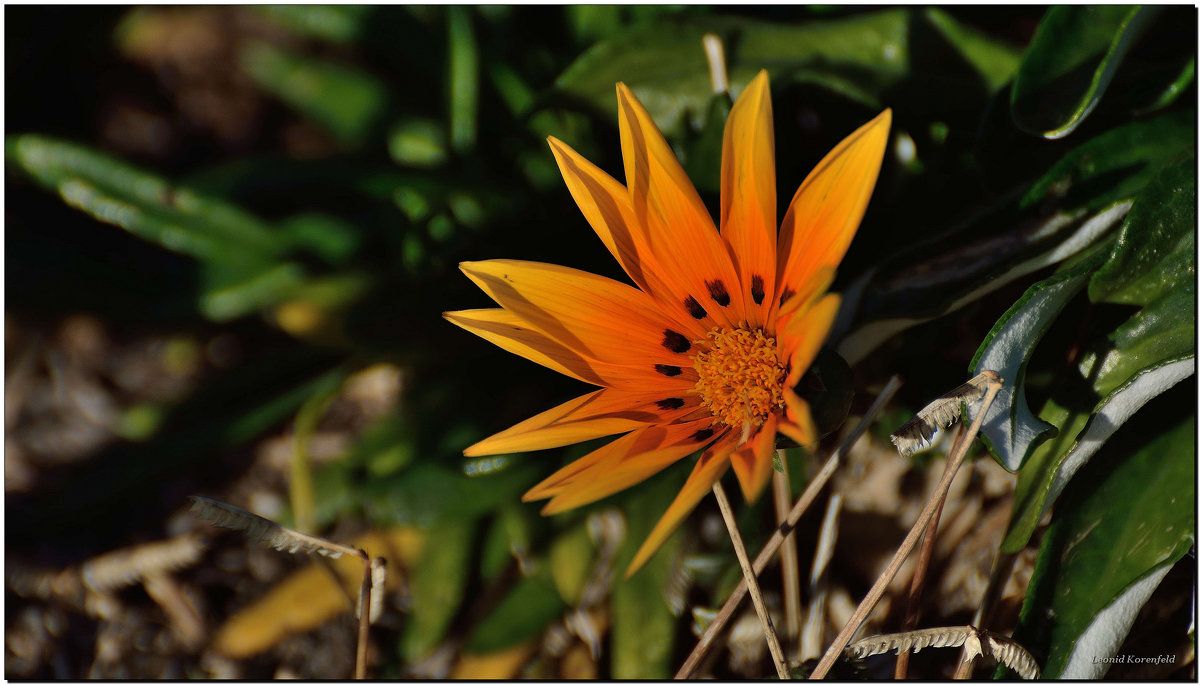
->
xmin=690 ymin=325 xmax=786 ymax=429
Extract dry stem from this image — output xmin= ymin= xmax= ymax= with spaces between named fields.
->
xmin=808 ymin=374 xmax=1001 ymax=679
xmin=894 ymin=426 xmax=967 ymax=678
xmin=773 ymin=455 xmax=802 ymax=645
xmin=712 ymin=480 xmax=790 ymax=679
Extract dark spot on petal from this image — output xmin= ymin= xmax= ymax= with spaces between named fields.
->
xmin=684 ymin=296 xmax=707 ymax=319
xmin=661 ymin=330 xmax=691 ymax=354
xmin=656 ymin=397 xmax=685 ymax=410
xmin=706 ymin=280 xmax=731 ymax=306
xmin=691 ymin=428 xmax=715 ymax=442
xmin=779 ymin=287 xmax=796 ymax=307
xmin=655 ymin=364 xmax=682 ymax=377
xmin=751 ymin=275 xmax=765 ymax=305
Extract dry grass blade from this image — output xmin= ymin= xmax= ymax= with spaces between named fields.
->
xmin=891 ymin=371 xmax=998 ymax=456
xmin=845 ymin=625 xmax=974 ymax=659
xmin=81 ymin=533 xmax=206 ymax=593
xmin=188 ymin=496 xmax=360 ymax=559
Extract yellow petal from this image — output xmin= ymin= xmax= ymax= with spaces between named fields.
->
xmin=721 ymin=70 xmax=776 ymax=329
xmin=779 ymin=293 xmax=841 ymax=387
xmin=616 ymin=83 xmax=746 ymax=330
xmin=459 ymin=259 xmax=700 ymax=376
xmin=547 ymin=137 xmax=706 ymax=337
xmin=776 ymin=109 xmax=890 ymax=317
xmin=464 ymin=388 xmax=699 ymax=457
xmin=729 ymin=414 xmax=779 ymax=503
xmin=444 ymin=308 xmax=604 ymax=385
xmin=625 ymin=433 xmax=738 ymax=577
xmin=535 ymin=420 xmax=720 ymax=513
xmin=779 ymin=391 xmax=818 ymax=451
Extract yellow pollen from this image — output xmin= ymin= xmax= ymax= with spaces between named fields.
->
xmin=690 ymin=326 xmax=786 ymax=429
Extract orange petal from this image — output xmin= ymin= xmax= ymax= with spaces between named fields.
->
xmin=460 ymin=259 xmax=699 ymax=374
xmin=779 ymin=391 xmax=818 ymax=451
xmin=721 ymin=70 xmax=777 ymax=330
xmin=526 ymin=420 xmax=718 ymax=508
xmin=445 ymin=309 xmax=604 ymax=385
xmin=729 ymin=414 xmax=779 ymax=503
xmin=616 ymin=83 xmax=746 ymax=330
xmin=775 ymin=109 xmax=890 ymax=317
xmin=625 ymin=432 xmax=738 ymax=577
xmin=465 ymin=388 xmax=700 ymax=457
xmin=547 ymin=137 xmax=707 ymax=337
xmin=780 ymin=293 xmax=841 ymax=387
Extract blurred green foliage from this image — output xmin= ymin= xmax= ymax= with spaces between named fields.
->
xmin=6 ymin=5 xmax=1194 ymax=678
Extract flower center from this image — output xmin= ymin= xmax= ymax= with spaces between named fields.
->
xmin=691 ymin=326 xmax=787 ymax=429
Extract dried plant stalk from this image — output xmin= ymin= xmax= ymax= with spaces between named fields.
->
xmin=845 ymin=625 xmax=1039 ymax=680
xmin=188 ymin=496 xmax=360 ymax=559
xmin=891 ymin=371 xmax=999 ymax=456
xmin=81 ymin=533 xmax=206 ymax=593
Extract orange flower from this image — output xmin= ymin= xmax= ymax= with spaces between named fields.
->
xmin=447 ymin=71 xmax=890 ymax=575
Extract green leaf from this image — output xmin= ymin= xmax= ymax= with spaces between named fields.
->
xmin=389 ymin=119 xmax=449 ymax=168
xmin=1013 ymin=414 xmax=1194 ymax=678
xmin=1011 ymin=6 xmax=1159 ymax=139
xmin=240 ymin=42 xmax=387 ymax=145
xmin=611 ymin=468 xmax=687 ymax=679
xmin=1000 ymin=156 xmax=1196 ymax=551
xmin=401 ymin=518 xmax=475 ymax=660
xmin=548 ymin=522 xmax=597 ymax=605
xmin=254 ymin=5 xmax=375 ymax=44
xmin=279 ymin=213 xmax=361 ymax=266
xmin=465 ymin=569 xmax=565 ymax=653
xmin=364 ymin=460 xmax=541 ymax=528
xmin=447 ymin=7 xmax=479 ymax=154
xmin=1021 ymin=111 xmax=1195 ymax=213
xmin=968 ymin=257 xmax=1099 ymax=472
xmin=1089 ymin=153 xmax=1196 ymax=305
xmin=7 ymin=135 xmax=283 ymax=262
xmin=839 ymin=110 xmax=1192 ymax=367
xmin=923 ymin=8 xmax=1021 ymax=93
xmin=556 ymin=10 xmax=909 ymax=136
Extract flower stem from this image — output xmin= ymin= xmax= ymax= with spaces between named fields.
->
xmin=809 ymin=374 xmax=1002 ymax=680
xmin=711 ymin=480 xmax=790 ymax=679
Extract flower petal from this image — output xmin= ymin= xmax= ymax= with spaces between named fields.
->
xmin=779 ymin=293 xmax=841 ymax=387
xmin=776 ymin=109 xmax=890 ymax=316
xmin=460 ymin=259 xmax=700 ymax=374
xmin=779 ymin=391 xmax=818 ymax=451
xmin=616 ymin=83 xmax=746 ymax=329
xmin=464 ymin=388 xmax=701 ymax=457
xmin=525 ymin=420 xmax=719 ymax=508
xmin=625 ymin=432 xmax=739 ymax=577
xmin=729 ymin=414 xmax=779 ymax=503
xmin=444 ymin=308 xmax=604 ymax=385
xmin=721 ymin=70 xmax=777 ymax=330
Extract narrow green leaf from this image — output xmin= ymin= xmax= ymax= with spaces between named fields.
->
xmin=401 ymin=518 xmax=475 ymax=660
xmin=611 ymin=468 xmax=687 ymax=679
xmin=7 ymin=135 xmax=283 ymax=260
xmin=254 ymin=5 xmax=374 ymax=44
xmin=1013 ymin=415 xmax=1194 ymax=678
xmin=447 ymin=7 xmax=478 ymax=153
xmin=923 ymin=8 xmax=1021 ymax=93
xmin=240 ymin=42 xmax=387 ymax=145
xmin=465 ymin=569 xmax=565 ymax=653
xmin=1011 ymin=6 xmax=1159 ymax=139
